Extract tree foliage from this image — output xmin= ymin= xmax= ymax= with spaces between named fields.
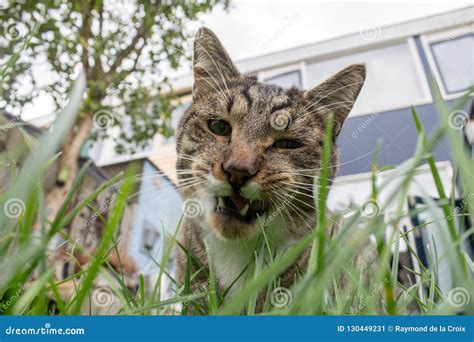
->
xmin=0 ymin=0 xmax=228 ymax=152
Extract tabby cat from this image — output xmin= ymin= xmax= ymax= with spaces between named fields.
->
xmin=175 ymin=28 xmax=366 ymax=309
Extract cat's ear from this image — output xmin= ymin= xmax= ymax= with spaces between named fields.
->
xmin=304 ymin=64 xmax=366 ymax=136
xmin=193 ymin=27 xmax=240 ymax=99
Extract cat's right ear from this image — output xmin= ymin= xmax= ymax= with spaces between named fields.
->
xmin=193 ymin=27 xmax=240 ymax=99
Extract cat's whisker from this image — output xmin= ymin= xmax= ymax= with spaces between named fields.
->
xmin=178 ymin=177 xmax=207 ymax=187
xmin=193 ymin=49 xmax=231 ymax=104
xmin=177 ymin=171 xmax=206 ymax=178
xmin=177 ymin=178 xmax=205 ymax=186
xmin=273 ymin=194 xmax=313 ymax=231
xmin=176 ymin=168 xmax=206 ymax=173
xmin=197 ymin=75 xmax=228 ymax=105
xmin=280 ymin=181 xmax=315 ymax=195
xmin=278 ymin=186 xmax=317 ymax=210
xmin=178 ymin=154 xmax=212 ymax=165
xmin=130 ymin=170 xmax=203 ymax=183
xmin=285 ymin=174 xmax=348 ymax=187
xmin=281 ymin=178 xmax=367 ymax=198
xmin=177 ymin=181 xmax=207 ymax=194
xmin=177 ymin=183 xmax=205 ymax=192
xmin=282 ymin=181 xmax=333 ymax=192
xmin=196 ymin=40 xmax=234 ymax=99
xmin=172 ymin=28 xmax=368 ymax=300
xmin=301 ymin=80 xmax=365 ymax=114
xmin=296 ymin=100 xmax=357 ymax=123
xmin=299 ymin=99 xmax=356 ymax=118
xmin=126 ymin=178 xmax=198 ymax=200
xmin=294 ymin=82 xmax=361 ymax=134
xmin=267 ymin=191 xmax=294 ymax=230
xmin=270 ymin=185 xmax=314 ymax=228
xmin=193 ymin=62 xmax=229 ymax=104
xmin=277 ymin=171 xmax=347 ymax=186
xmin=283 ymin=170 xmax=341 ymax=181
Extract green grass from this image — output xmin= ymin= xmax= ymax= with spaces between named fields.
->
xmin=0 ymin=67 xmax=473 ymax=315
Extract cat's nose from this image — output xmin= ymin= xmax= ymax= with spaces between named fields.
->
xmin=222 ymin=162 xmax=256 ymax=190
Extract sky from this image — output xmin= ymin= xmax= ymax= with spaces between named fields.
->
xmin=191 ymin=0 xmax=472 ymax=61
xmin=21 ymin=0 xmax=472 ymax=120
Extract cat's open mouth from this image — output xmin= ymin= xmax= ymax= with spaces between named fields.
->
xmin=214 ymin=192 xmax=268 ymax=223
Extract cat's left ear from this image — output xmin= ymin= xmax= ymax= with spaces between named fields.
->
xmin=193 ymin=27 xmax=240 ymax=99
xmin=304 ymin=64 xmax=366 ymax=136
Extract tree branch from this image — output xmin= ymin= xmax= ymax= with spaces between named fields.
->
xmin=92 ymin=0 xmax=105 ymax=77
xmin=80 ymin=2 xmax=94 ymax=78
xmin=106 ymin=22 xmax=151 ymax=78
xmin=106 ymin=2 xmax=161 ymax=78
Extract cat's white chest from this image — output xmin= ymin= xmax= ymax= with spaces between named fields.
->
xmin=203 ymin=216 xmax=294 ymax=297
xmin=210 ymin=237 xmax=255 ymax=295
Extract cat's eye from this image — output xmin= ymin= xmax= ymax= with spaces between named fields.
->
xmin=272 ymin=139 xmax=302 ymax=150
xmin=208 ymin=119 xmax=232 ymax=136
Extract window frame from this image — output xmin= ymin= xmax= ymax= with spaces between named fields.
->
xmin=258 ymin=38 xmax=432 ymax=117
xmin=420 ymin=26 xmax=473 ymax=100
xmin=258 ymin=63 xmax=305 ymax=88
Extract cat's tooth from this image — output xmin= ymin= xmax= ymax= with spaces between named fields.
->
xmin=240 ymin=203 xmax=250 ymax=216
xmin=218 ymin=197 xmax=225 ymax=208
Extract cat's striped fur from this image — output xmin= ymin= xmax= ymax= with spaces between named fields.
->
xmin=175 ymin=28 xmax=366 ymax=311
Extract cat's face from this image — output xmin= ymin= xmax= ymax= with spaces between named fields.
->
xmin=176 ymin=28 xmax=365 ymax=240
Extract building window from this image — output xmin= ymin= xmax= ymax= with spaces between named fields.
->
xmin=305 ymin=41 xmax=431 ymax=116
xmin=429 ymin=34 xmax=473 ymax=95
xmin=141 ymin=221 xmax=160 ymax=254
xmin=263 ymin=70 xmax=302 ymax=88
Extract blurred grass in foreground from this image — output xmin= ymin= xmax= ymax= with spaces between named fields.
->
xmin=0 ymin=65 xmax=473 ymax=315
